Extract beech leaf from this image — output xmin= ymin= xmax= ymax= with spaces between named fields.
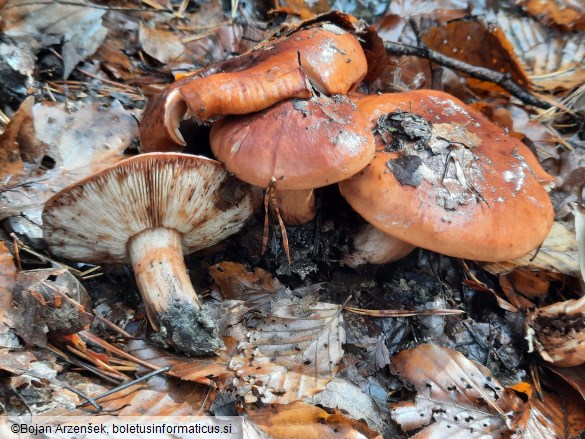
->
xmin=390 ymin=344 xmax=525 ymax=438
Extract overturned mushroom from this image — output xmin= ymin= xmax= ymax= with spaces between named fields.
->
xmin=140 ymin=22 xmax=367 ymax=152
xmin=339 ymin=90 xmax=554 ymax=262
xmin=210 ymin=95 xmax=375 ymax=225
xmin=42 ymin=153 xmax=253 ymax=355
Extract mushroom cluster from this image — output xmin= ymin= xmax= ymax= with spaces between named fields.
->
xmin=139 ymin=19 xmax=554 ymax=261
xmin=41 ymin=14 xmax=555 ymax=357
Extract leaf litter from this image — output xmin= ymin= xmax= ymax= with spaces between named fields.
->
xmin=0 ymin=0 xmax=584 ymax=437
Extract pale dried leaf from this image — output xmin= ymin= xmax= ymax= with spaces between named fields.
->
xmin=305 ymin=378 xmax=387 ymax=434
xmin=483 ymin=222 xmax=579 ymax=277
xmin=246 ymin=401 xmax=382 ymax=439
xmin=572 ymin=203 xmax=585 ymax=282
xmin=0 ymin=100 xmax=136 ymax=238
xmin=493 ymin=11 xmax=585 ymax=90
xmin=390 ymin=344 xmax=525 ymax=438
xmin=34 ymin=100 xmax=136 ymax=170
xmin=231 ymin=301 xmax=345 ymax=403
xmin=4 ymin=0 xmax=107 ymax=78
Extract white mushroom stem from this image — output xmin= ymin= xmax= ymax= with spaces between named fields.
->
xmin=128 ymin=227 xmax=201 ymax=331
xmin=275 ymin=188 xmax=317 ymax=226
xmin=344 ymin=224 xmax=416 ymax=268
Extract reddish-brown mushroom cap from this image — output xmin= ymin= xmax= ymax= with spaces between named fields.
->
xmin=210 ymin=95 xmax=375 ymax=225
xmin=42 ymin=153 xmax=253 ymax=355
xmin=211 ymin=95 xmax=375 ymax=190
xmin=339 ymin=90 xmax=554 ymax=262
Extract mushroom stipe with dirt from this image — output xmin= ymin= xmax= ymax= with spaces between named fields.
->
xmin=42 ymin=153 xmax=253 ymax=356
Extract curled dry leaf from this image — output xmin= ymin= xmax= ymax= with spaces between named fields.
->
xmin=525 ymin=295 xmax=585 ymax=367
xmin=209 ymin=261 xmax=284 ymax=303
xmin=246 ymin=401 xmax=382 ymax=439
xmin=390 ymin=344 xmax=526 ymax=437
xmin=232 ymin=301 xmax=345 ymax=404
xmin=483 ymin=222 xmax=580 ymax=277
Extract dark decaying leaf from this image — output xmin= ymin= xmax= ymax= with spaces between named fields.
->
xmin=386 ymin=155 xmax=423 ymax=187
xmin=11 ymin=268 xmax=93 ymax=347
xmin=390 ymin=344 xmax=526 ymax=438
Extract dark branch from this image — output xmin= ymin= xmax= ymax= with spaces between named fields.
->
xmin=383 ymin=40 xmax=551 ymax=110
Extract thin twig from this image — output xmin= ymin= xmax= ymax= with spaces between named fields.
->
xmin=77 ymin=367 xmax=171 ymax=409
xmin=383 ymin=41 xmax=550 ymax=109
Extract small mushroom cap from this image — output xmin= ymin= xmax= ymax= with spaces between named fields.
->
xmin=42 ymin=153 xmax=253 ymax=264
xmin=339 ymin=90 xmax=554 ymax=262
xmin=210 ymin=96 xmax=375 ymax=190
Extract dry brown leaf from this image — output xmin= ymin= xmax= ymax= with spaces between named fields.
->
xmin=545 ymin=365 xmax=585 ymax=400
xmin=526 ymin=295 xmax=585 ymax=367
xmin=503 ymin=268 xmax=556 ymax=300
xmin=0 ymin=241 xmax=16 ymax=317
xmin=518 ymin=0 xmax=585 ymax=32
xmin=123 ymin=338 xmax=234 ymax=383
xmin=423 ymin=20 xmax=530 ymax=93
xmin=210 ymin=261 xmax=283 ymax=303
xmin=483 ymin=222 xmax=580 ymax=277
xmin=0 ymin=96 xmax=37 ymax=180
xmin=390 ymin=344 xmax=526 ymax=437
xmin=246 ymin=401 xmax=382 ymax=439
xmin=139 ymin=23 xmax=185 ymax=65
xmin=522 ymin=376 xmax=585 ymax=439
xmin=4 ymin=0 xmax=107 ymax=78
xmin=272 ymin=0 xmax=331 ymax=19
